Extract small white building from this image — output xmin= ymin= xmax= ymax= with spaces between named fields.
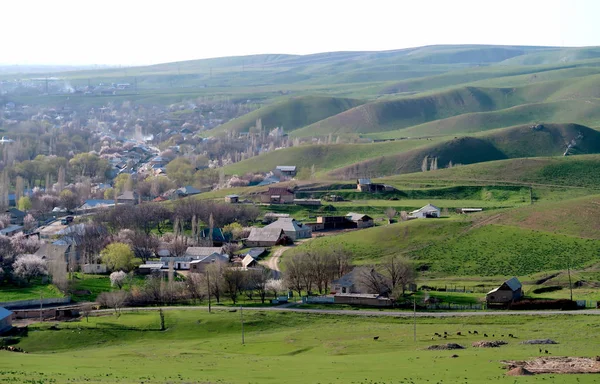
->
xmin=409 ymin=204 xmax=441 ymax=219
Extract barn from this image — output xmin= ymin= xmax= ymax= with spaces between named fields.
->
xmin=486 ymin=277 xmax=523 ymax=306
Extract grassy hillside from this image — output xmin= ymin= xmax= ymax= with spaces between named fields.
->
xmin=222 ymin=138 xmax=444 ymax=176
xmin=206 ymin=96 xmax=364 ymax=135
xmin=328 ymin=123 xmax=600 ymax=178
xmin=368 ymin=99 xmax=600 ymax=139
xmin=382 ymin=154 xmax=600 ymax=189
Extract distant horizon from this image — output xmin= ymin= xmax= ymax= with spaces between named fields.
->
xmin=1 ymin=0 xmax=598 ymax=67
xmin=1 ymin=43 xmax=598 ymax=69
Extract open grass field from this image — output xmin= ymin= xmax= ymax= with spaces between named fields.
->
xmin=0 ymin=280 xmax=63 ymax=302
xmin=3 ymin=310 xmax=600 ymax=383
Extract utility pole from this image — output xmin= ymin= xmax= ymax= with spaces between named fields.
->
xmin=413 ymin=297 xmax=417 ymax=342
xmin=567 ymin=256 xmax=573 ymax=301
xmin=240 ymin=305 xmax=245 ymax=345
xmin=206 ymin=270 xmax=211 ymax=313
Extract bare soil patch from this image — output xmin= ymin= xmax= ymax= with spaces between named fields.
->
xmin=522 ymin=339 xmax=558 ymax=345
xmin=426 ymin=343 xmax=465 ymax=350
xmin=506 ymin=367 xmax=534 ymax=376
xmin=503 ymin=357 xmax=600 ymax=374
xmin=472 ymin=340 xmax=507 ymax=348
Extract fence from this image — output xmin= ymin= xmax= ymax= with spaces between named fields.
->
xmin=424 ymin=302 xmax=483 ymax=311
xmin=303 ymin=296 xmax=335 ymax=304
xmin=420 ymin=285 xmax=495 ymax=294
xmin=0 ymin=297 xmax=71 ymax=309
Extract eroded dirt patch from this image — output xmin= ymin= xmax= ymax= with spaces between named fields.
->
xmin=503 ymin=357 xmax=600 ymax=374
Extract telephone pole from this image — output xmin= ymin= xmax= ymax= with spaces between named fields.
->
xmin=240 ymin=305 xmax=245 ymax=345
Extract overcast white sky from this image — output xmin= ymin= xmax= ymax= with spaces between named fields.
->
xmin=0 ymin=0 xmax=598 ymax=66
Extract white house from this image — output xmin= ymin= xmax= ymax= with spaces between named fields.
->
xmin=409 ymin=204 xmax=441 ymax=219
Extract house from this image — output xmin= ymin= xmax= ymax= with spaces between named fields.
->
xmin=138 ymin=263 xmax=164 ymax=275
xmin=6 ymin=208 xmax=26 ymax=225
xmin=275 ymin=165 xmax=297 ymax=177
xmin=409 ymin=204 xmax=441 ymax=219
xmin=244 ymin=247 xmax=266 ymax=260
xmin=264 ymin=218 xmax=311 ymax=241
xmin=78 ymin=199 xmax=115 ymax=212
xmin=178 ymin=186 xmax=201 ymax=197
xmin=160 ymin=256 xmax=194 ymax=270
xmin=332 ymin=268 xmax=390 ymax=295
xmin=345 ymin=212 xmax=374 ymax=228
xmin=260 ymin=187 xmax=295 ymax=204
xmin=0 ymin=307 xmax=13 ymax=334
xmin=257 ymin=175 xmax=280 ymax=186
xmin=356 ymin=178 xmax=386 ymax=193
xmin=185 ymin=246 xmax=226 ymax=259
xmin=245 ymin=228 xmax=285 ymax=247
xmin=0 ymin=225 xmax=23 ymax=237
xmin=117 ymin=191 xmax=138 ymax=205
xmin=189 ymin=253 xmax=230 ymax=273
xmin=198 ymin=228 xmax=231 ymax=246
xmin=486 ymin=277 xmax=523 ymax=306
xmin=225 ymin=194 xmax=239 ymax=203
xmin=241 ymin=254 xmax=258 ymax=268
xmin=262 ymin=212 xmax=290 ymax=224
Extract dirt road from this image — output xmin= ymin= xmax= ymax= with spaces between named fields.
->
xmin=260 ymin=245 xmax=292 ymax=279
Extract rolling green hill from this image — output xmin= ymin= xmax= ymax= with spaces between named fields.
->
xmin=381 ymin=154 xmax=600 ymax=189
xmin=328 ymin=123 xmax=600 ymax=178
xmin=222 ymin=138 xmax=444 ymax=176
xmin=207 ymin=96 xmax=364 ymax=135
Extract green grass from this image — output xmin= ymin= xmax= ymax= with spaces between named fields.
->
xmin=3 ymin=310 xmax=600 ymax=383
xmin=0 ymin=280 xmax=63 ymax=302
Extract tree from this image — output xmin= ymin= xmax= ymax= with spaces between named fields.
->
xmin=356 ymin=267 xmax=389 ymax=295
xmin=57 ymin=166 xmax=66 ymax=192
xmin=13 ymin=254 xmax=47 ymax=283
xmin=385 ymin=207 xmax=397 ymax=224
xmin=185 ymin=273 xmax=206 ymax=304
xmin=17 ymin=196 xmax=32 ymax=211
xmin=101 ymin=243 xmax=134 ymax=272
xmin=110 ymin=270 xmax=127 ymax=289
xmin=222 ymin=267 xmax=245 ymax=304
xmin=248 ymin=267 xmax=271 ymax=304
xmin=48 ymin=256 xmax=68 ymax=292
xmin=69 ymin=153 xmax=109 ymax=180
xmin=282 ymin=253 xmax=306 ymax=297
xmin=10 ymin=232 xmax=40 ymax=255
xmin=380 ymin=255 xmax=415 ymax=296
xmin=205 ymin=263 xmax=224 ymax=303
xmin=59 ymin=189 xmax=79 ymax=211
xmin=165 ymin=157 xmax=196 ymax=186
xmin=23 ymin=214 xmax=36 ymax=232
xmin=421 ymin=155 xmax=429 ymax=172
xmin=97 ymin=291 xmax=128 ymax=316
xmin=130 ymin=231 xmax=159 ymax=262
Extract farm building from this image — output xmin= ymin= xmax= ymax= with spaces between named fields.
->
xmin=264 ymin=218 xmax=312 ymax=240
xmin=245 ymin=228 xmax=286 ymax=247
xmin=275 ymin=165 xmax=297 ymax=177
xmin=225 ymin=194 xmax=239 ymax=203
xmin=260 ymin=187 xmax=295 ymax=204
xmin=244 ymin=247 xmax=267 ymax=260
xmin=178 ymin=186 xmax=202 ymax=197
xmin=409 ymin=204 xmax=441 ymax=219
xmin=0 ymin=307 xmax=13 ymax=334
xmin=0 ymin=225 xmax=23 ymax=237
xmin=456 ymin=208 xmax=483 ymax=214
xmin=356 ymin=178 xmax=386 ymax=193
xmin=332 ymin=267 xmax=390 ymax=295
xmin=189 ymin=253 xmax=230 ymax=273
xmin=241 ymin=255 xmax=258 ymax=268
xmin=35 ymin=244 xmax=72 ymax=265
xmin=6 ymin=208 xmax=26 ymax=225
xmin=486 ymin=277 xmax=523 ymax=306
xmin=346 ymin=212 xmax=374 ymax=228
xmin=263 ymin=212 xmax=290 ymax=224
xmin=116 ymin=190 xmax=138 ymax=205
xmin=198 ymin=228 xmax=232 ymax=246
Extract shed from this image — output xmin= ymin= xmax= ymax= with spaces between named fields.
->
xmin=225 ymin=194 xmax=239 ymax=203
xmin=245 ymin=228 xmax=285 ymax=247
xmin=346 ymin=212 xmax=374 ymax=228
xmin=6 ymin=208 xmax=26 ymax=225
xmin=0 ymin=307 xmax=13 ymax=334
xmin=486 ymin=277 xmax=523 ymax=306
xmin=242 ymin=255 xmax=258 ymax=268
xmin=409 ymin=204 xmax=441 ymax=219
xmin=0 ymin=225 xmax=23 ymax=237
xmin=275 ymin=165 xmax=297 ymax=177
xmin=260 ymin=187 xmax=295 ymax=204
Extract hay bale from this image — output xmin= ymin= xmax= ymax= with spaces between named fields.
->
xmin=506 ymin=367 xmax=534 ymax=376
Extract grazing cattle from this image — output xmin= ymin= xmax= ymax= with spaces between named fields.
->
xmin=434 ymin=332 xmax=440 ymax=336
xmin=545 ymin=350 xmax=549 ymax=354
xmin=508 ymin=333 xmax=514 ymax=338
xmin=373 ymin=336 xmax=379 ymax=340
xmin=474 ymin=331 xmax=479 ymax=335
xmin=443 ymin=335 xmax=447 ymax=339
xmin=456 ymin=332 xmax=462 ymax=336
xmin=484 ymin=334 xmax=488 ymax=337
xmin=444 ymin=332 xmax=448 ymax=335
xmin=539 ymin=348 xmax=542 ymax=353
xmin=468 ymin=331 xmax=472 ymax=334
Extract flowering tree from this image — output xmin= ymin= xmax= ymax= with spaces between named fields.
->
xmin=23 ymin=214 xmax=36 ymax=232
xmin=110 ymin=270 xmax=127 ymax=289
xmin=13 ymin=254 xmax=47 ymax=283
xmin=10 ymin=233 xmax=41 ymax=255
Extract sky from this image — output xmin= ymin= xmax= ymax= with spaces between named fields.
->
xmin=0 ymin=0 xmax=598 ymax=66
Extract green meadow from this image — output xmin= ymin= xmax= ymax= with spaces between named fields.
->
xmin=3 ymin=310 xmax=600 ymax=383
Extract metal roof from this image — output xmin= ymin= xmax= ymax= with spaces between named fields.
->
xmin=0 ymin=307 xmax=13 ymax=320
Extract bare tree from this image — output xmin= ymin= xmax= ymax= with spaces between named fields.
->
xmin=205 ymin=263 xmax=224 ymax=303
xmin=385 ymin=207 xmax=397 ymax=224
xmin=356 ymin=267 xmax=389 ymax=295
xmin=48 ymin=257 xmax=68 ymax=292
xmin=282 ymin=253 xmax=306 ymax=297
xmin=248 ymin=267 xmax=271 ymax=303
xmin=380 ymin=255 xmax=415 ymax=296
xmin=185 ymin=273 xmax=206 ymax=304
xmin=97 ymin=291 xmax=128 ymax=316
xmin=222 ymin=267 xmax=245 ymax=304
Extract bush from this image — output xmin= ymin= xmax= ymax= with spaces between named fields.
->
xmin=509 ymin=299 xmax=578 ymax=310
xmin=532 ymin=286 xmax=563 ymax=294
